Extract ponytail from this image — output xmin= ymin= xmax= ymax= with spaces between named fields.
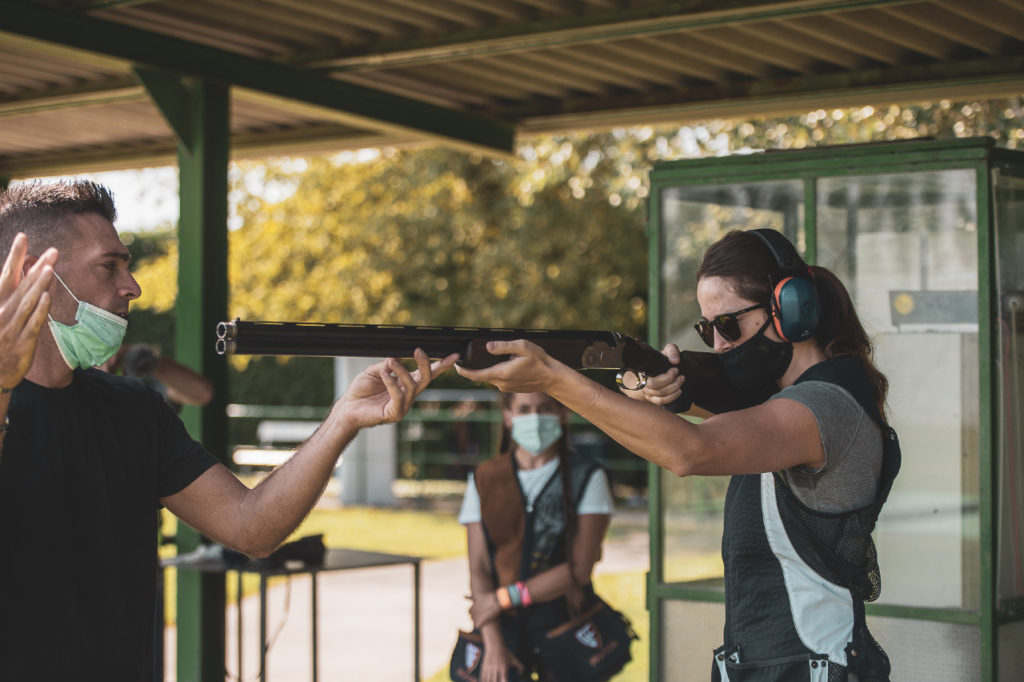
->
xmin=810 ymin=266 xmax=889 ymax=420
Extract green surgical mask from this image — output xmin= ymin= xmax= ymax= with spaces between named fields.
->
xmin=48 ymin=273 xmax=127 ymax=370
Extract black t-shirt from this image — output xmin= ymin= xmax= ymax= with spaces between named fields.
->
xmin=0 ymin=369 xmax=218 ymax=680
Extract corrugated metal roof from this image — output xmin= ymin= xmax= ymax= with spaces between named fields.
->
xmin=1 ymin=0 xmax=1022 ymax=175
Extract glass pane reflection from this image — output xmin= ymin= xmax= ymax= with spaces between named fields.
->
xmin=817 ymin=169 xmax=979 ymax=610
xmin=658 ymin=180 xmax=802 ymax=584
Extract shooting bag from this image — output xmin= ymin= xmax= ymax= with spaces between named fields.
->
xmin=534 ymin=593 xmax=636 ymax=681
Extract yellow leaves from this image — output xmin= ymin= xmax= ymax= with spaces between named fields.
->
xmin=131 ymin=242 xmax=178 ymax=313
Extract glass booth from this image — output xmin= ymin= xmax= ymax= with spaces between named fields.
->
xmin=646 ymin=138 xmax=1024 ymax=682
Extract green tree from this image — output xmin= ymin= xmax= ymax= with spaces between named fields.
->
xmin=227 ymin=144 xmax=650 ymax=335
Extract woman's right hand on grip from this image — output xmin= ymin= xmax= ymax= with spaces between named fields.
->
xmin=619 ymin=343 xmax=686 ymax=407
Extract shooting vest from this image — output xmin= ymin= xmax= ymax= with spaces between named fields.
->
xmin=713 ymin=357 xmax=900 ymax=682
xmin=475 ymin=451 xmax=602 ymax=651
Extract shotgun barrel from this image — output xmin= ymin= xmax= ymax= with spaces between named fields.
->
xmin=215 ymin=319 xmax=769 ymax=414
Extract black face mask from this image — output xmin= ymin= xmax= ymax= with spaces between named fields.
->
xmin=718 ymin=316 xmax=792 ymax=396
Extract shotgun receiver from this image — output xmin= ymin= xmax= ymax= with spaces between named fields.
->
xmin=215 ymin=319 xmax=766 ymax=414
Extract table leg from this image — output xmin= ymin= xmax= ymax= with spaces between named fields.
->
xmin=311 ymin=573 xmax=318 ymax=682
xmin=236 ymin=571 xmax=244 ymax=681
xmin=259 ymin=575 xmax=267 ymax=682
xmin=414 ymin=562 xmax=421 ymax=682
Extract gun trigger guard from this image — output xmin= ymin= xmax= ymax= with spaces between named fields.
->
xmin=616 ymin=370 xmax=648 ymax=391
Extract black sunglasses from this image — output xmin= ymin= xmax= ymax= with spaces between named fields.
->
xmin=694 ymin=303 xmax=765 ymax=348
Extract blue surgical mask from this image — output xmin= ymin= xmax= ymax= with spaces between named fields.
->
xmin=48 ymin=273 xmax=127 ymax=370
xmin=510 ymin=413 xmax=563 ymax=455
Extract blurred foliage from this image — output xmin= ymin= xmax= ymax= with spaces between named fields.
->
xmin=126 ymin=97 xmax=1023 ymax=413
xmin=226 ymin=142 xmax=649 ymax=336
xmin=121 ymin=228 xmax=178 ymax=313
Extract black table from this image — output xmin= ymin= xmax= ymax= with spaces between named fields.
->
xmin=166 ymin=547 xmax=422 ymax=681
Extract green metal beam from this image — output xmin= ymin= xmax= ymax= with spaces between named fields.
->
xmin=174 ymin=77 xmax=230 ymax=682
xmin=309 ymin=0 xmax=924 ymax=71
xmin=133 ymin=67 xmax=192 ymax=153
xmin=0 ymin=0 xmax=515 ymax=156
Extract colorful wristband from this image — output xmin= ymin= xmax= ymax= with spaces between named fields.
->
xmin=0 ymin=386 xmax=12 ymax=394
xmin=495 ymin=586 xmax=512 ymax=610
xmin=507 ymin=583 xmax=522 ymax=607
xmin=516 ymin=581 xmax=533 ymax=607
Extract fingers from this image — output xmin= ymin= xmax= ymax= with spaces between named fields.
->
xmin=428 ymin=353 xmax=459 ymax=376
xmin=482 ymin=339 xmax=530 ymax=357
xmin=31 ymin=247 xmax=59 ymax=272
xmin=394 ymin=354 xmax=419 ymax=397
xmin=661 ymin=342 xmax=681 ymax=364
xmin=453 ymin=339 xmax=534 ymax=381
xmin=378 ymin=350 xmax=458 ymax=419
xmin=648 ymin=387 xmax=683 ymax=406
xmin=409 ymin=349 xmax=457 ymax=390
xmin=0 ymin=233 xmax=27 ymax=297
xmin=377 ymin=358 xmax=409 ymax=417
xmin=19 ymin=291 xmax=51 ymax=344
xmin=410 ymin=348 xmax=431 ymax=386
xmin=8 ymin=256 xmax=55 ymax=331
xmin=645 ymin=365 xmax=680 ymax=390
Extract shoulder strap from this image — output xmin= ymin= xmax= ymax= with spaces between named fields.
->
xmin=475 ymin=454 xmax=525 ymax=585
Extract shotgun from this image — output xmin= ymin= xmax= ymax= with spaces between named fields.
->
xmin=215 ymin=319 xmax=767 ymax=414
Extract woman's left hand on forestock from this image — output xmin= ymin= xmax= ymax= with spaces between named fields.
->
xmin=455 ymin=339 xmax=555 ymax=393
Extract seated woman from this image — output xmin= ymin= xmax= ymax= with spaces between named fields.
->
xmin=456 ymin=391 xmax=614 ymax=682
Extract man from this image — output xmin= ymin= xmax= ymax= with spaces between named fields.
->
xmin=0 ymin=180 xmax=457 ymax=679
xmin=102 ymin=342 xmax=216 ymax=407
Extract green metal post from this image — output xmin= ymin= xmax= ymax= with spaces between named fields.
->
xmin=162 ymin=77 xmax=230 ymax=682
xmin=646 ymin=177 xmax=664 ymax=682
xmin=977 ymin=163 xmax=997 ymax=681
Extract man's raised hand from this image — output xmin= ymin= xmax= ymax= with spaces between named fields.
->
xmin=0 ymin=234 xmax=57 ymax=389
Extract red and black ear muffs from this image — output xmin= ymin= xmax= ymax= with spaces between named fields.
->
xmin=749 ymin=229 xmax=819 ymax=342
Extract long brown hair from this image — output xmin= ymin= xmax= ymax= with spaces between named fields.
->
xmin=697 ymin=230 xmax=889 ymax=420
